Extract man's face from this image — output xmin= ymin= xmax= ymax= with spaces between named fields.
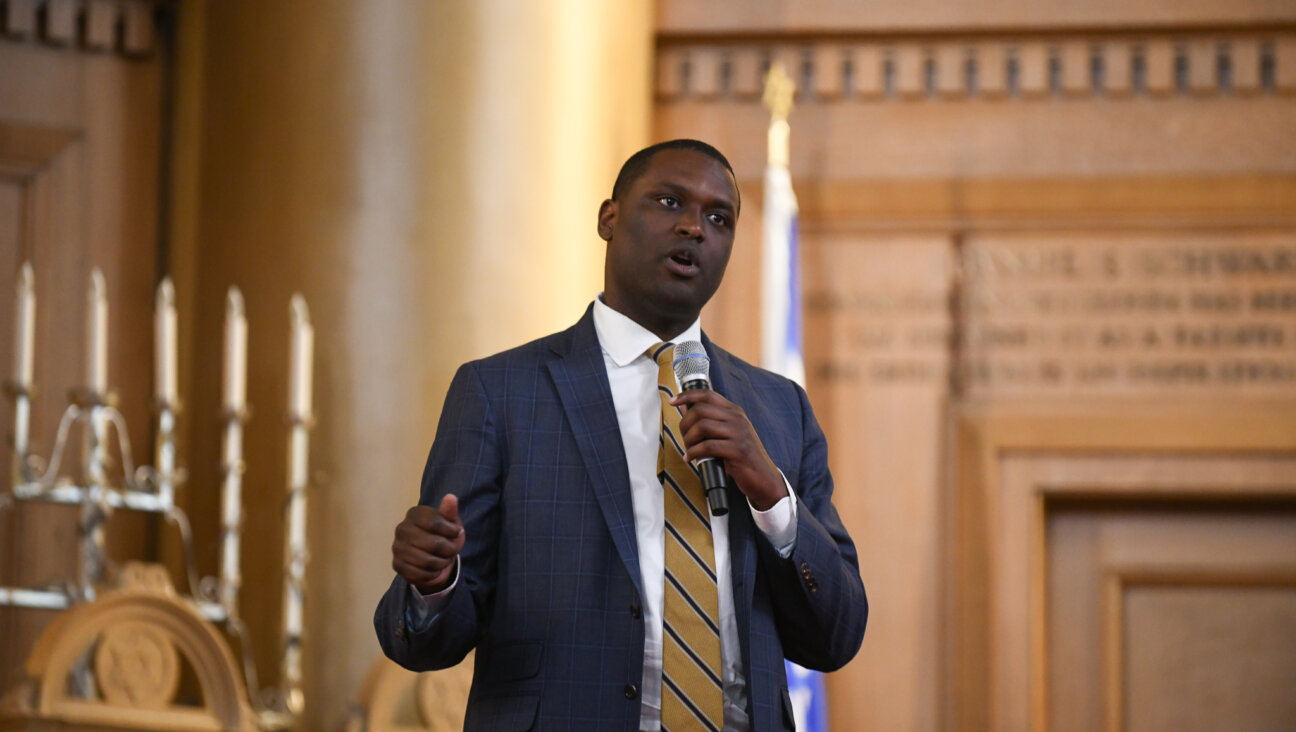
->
xmin=598 ymin=149 xmax=739 ymax=339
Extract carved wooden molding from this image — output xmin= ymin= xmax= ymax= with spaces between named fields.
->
xmin=0 ymin=563 xmax=258 ymax=731
xmin=0 ymin=121 xmax=79 ymax=180
xmin=765 ymin=174 xmax=1296 ymax=233
xmin=1 ymin=0 xmax=164 ymax=58
xmin=657 ymin=30 xmax=1296 ymax=102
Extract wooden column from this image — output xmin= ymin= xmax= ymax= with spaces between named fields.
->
xmin=168 ymin=1 xmax=651 ymax=727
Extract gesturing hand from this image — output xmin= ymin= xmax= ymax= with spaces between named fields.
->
xmin=671 ymin=390 xmax=788 ymax=510
xmin=391 ymin=494 xmax=465 ymax=594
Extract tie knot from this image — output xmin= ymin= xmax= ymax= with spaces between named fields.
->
xmin=649 ymin=342 xmax=674 ymax=368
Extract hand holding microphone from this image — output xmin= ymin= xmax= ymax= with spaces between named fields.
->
xmin=671 ymin=342 xmax=788 ymax=515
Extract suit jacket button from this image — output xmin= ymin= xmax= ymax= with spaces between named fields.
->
xmin=629 ymin=603 xmax=641 ymax=619
xmin=395 ymin=625 xmax=407 ymax=641
xmin=624 ymin=683 xmax=639 ymax=699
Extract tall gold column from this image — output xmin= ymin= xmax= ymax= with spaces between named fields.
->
xmin=169 ymin=1 xmax=651 ymax=727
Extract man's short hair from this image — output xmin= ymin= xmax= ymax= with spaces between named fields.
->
xmin=610 ymin=139 xmax=740 ymax=212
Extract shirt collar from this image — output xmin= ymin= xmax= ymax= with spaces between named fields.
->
xmin=592 ymin=295 xmax=703 ymax=368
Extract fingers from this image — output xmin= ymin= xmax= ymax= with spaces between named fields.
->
xmin=669 ymin=391 xmax=787 ymax=507
xmin=391 ymin=495 xmax=466 ymax=592
xmin=403 ymin=499 xmax=463 ymax=539
xmin=395 ymin=517 xmax=465 ymax=558
xmin=669 ymin=389 xmax=718 ymax=409
xmin=392 ymin=553 xmax=456 ymax=592
xmin=673 ymin=393 xmax=746 ymax=461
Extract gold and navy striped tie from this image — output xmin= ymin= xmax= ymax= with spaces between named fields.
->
xmin=650 ymin=342 xmax=724 ymax=731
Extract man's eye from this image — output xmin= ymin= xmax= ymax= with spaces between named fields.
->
xmin=657 ymin=196 xmax=679 ymax=207
xmin=707 ymin=213 xmax=730 ymax=227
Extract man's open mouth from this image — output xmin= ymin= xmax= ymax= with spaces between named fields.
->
xmin=666 ymin=248 xmax=699 ymax=275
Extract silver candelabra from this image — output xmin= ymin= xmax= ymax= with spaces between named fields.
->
xmin=1 ymin=264 xmax=315 ymax=728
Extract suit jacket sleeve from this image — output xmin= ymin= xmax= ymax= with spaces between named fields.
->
xmin=375 ymin=361 xmax=502 ymax=672
xmin=756 ymin=381 xmax=868 ymax=672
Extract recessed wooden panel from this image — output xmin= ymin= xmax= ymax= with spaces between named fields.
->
xmin=803 ymin=234 xmax=953 ymax=732
xmin=981 ymin=448 xmax=1296 ymax=732
xmin=1123 ymin=583 xmax=1296 ymax=732
xmin=951 ymin=418 xmax=1296 ymax=732
xmin=1045 ymin=501 xmax=1296 ymax=732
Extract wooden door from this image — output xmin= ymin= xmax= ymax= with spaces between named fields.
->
xmin=952 ymin=407 xmax=1296 ymax=732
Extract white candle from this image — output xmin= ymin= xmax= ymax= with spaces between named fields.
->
xmin=288 ymin=294 xmax=313 ymax=417
xmin=283 ymin=293 xmax=313 ymax=708
xmin=13 ymin=262 xmax=34 ymax=387
xmin=154 ymin=278 xmax=178 ymax=404
xmin=220 ymin=412 xmax=243 ymax=614
xmin=86 ymin=268 xmax=107 ymax=393
xmin=223 ymin=287 xmax=247 ymax=412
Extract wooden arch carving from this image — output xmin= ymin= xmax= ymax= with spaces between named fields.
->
xmin=344 ymin=653 xmax=473 ymax=732
xmin=0 ymin=563 xmax=258 ymax=731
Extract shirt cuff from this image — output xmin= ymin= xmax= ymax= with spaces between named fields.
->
xmin=404 ymin=556 xmax=459 ymax=632
xmin=749 ymin=472 xmax=798 ymax=558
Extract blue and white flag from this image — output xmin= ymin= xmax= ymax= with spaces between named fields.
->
xmin=786 ymin=659 xmax=829 ymax=732
xmin=760 ymin=153 xmax=805 ymax=388
xmin=762 ymin=114 xmax=827 ymax=731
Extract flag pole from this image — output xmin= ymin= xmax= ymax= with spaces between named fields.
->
xmin=763 ymin=62 xmax=827 ymax=732
xmin=761 ymin=63 xmax=805 ymax=387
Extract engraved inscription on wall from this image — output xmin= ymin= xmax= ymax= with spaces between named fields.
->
xmin=804 ymin=236 xmax=953 ymax=392
xmin=803 ymin=232 xmax=1296 ymax=397
xmin=959 ymin=233 xmax=1296 ymax=396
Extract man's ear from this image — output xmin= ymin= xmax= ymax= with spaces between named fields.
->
xmin=597 ymin=199 xmax=617 ymax=242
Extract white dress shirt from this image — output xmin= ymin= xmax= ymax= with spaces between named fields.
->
xmin=590 ymin=297 xmax=797 ymax=731
xmin=409 ymin=297 xmax=798 ymax=731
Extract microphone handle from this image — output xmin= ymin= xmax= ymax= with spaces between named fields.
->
xmin=699 ymin=458 xmax=729 ymax=516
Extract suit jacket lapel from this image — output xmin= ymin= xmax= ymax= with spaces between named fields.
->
xmin=548 ymin=308 xmax=643 ymax=599
xmin=702 ymin=334 xmax=759 ymax=642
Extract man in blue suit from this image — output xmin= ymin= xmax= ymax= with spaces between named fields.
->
xmin=375 ymin=139 xmax=866 ymax=731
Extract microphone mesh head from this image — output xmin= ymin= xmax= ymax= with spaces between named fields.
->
xmin=672 ymin=341 xmax=710 ymax=387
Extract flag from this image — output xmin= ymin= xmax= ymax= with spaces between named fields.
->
xmin=760 ymin=146 xmax=805 ymax=387
xmin=786 ymin=659 xmax=829 ymax=732
xmin=761 ymin=65 xmax=827 ymax=731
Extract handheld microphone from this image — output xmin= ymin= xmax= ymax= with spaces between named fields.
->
xmin=672 ymin=341 xmax=730 ymax=516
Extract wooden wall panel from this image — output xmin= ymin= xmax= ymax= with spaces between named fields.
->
xmin=0 ymin=18 xmax=164 ymax=695
xmin=953 ymin=418 xmax=1296 ymax=732
xmin=1121 ymin=583 xmax=1296 ymax=731
xmin=1045 ymin=485 xmax=1296 ymax=732
xmin=804 ymin=234 xmax=953 ymax=732
xmin=656 ymin=16 xmax=1296 ymax=730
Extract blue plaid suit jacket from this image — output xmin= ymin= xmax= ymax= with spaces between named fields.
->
xmin=375 ymin=307 xmax=866 ymax=731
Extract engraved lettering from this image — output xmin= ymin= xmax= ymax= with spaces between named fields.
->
xmin=1138 ymin=248 xmax=1296 ymax=278
xmin=1216 ymin=361 xmax=1296 ymax=383
xmin=1127 ymin=362 xmax=1211 ymax=383
xmin=1173 ymin=325 xmax=1285 ymax=349
xmin=1189 ymin=291 xmax=1243 ymax=313
xmin=1251 ymin=290 xmax=1296 ymax=311
xmin=869 ymin=360 xmax=942 ymax=382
